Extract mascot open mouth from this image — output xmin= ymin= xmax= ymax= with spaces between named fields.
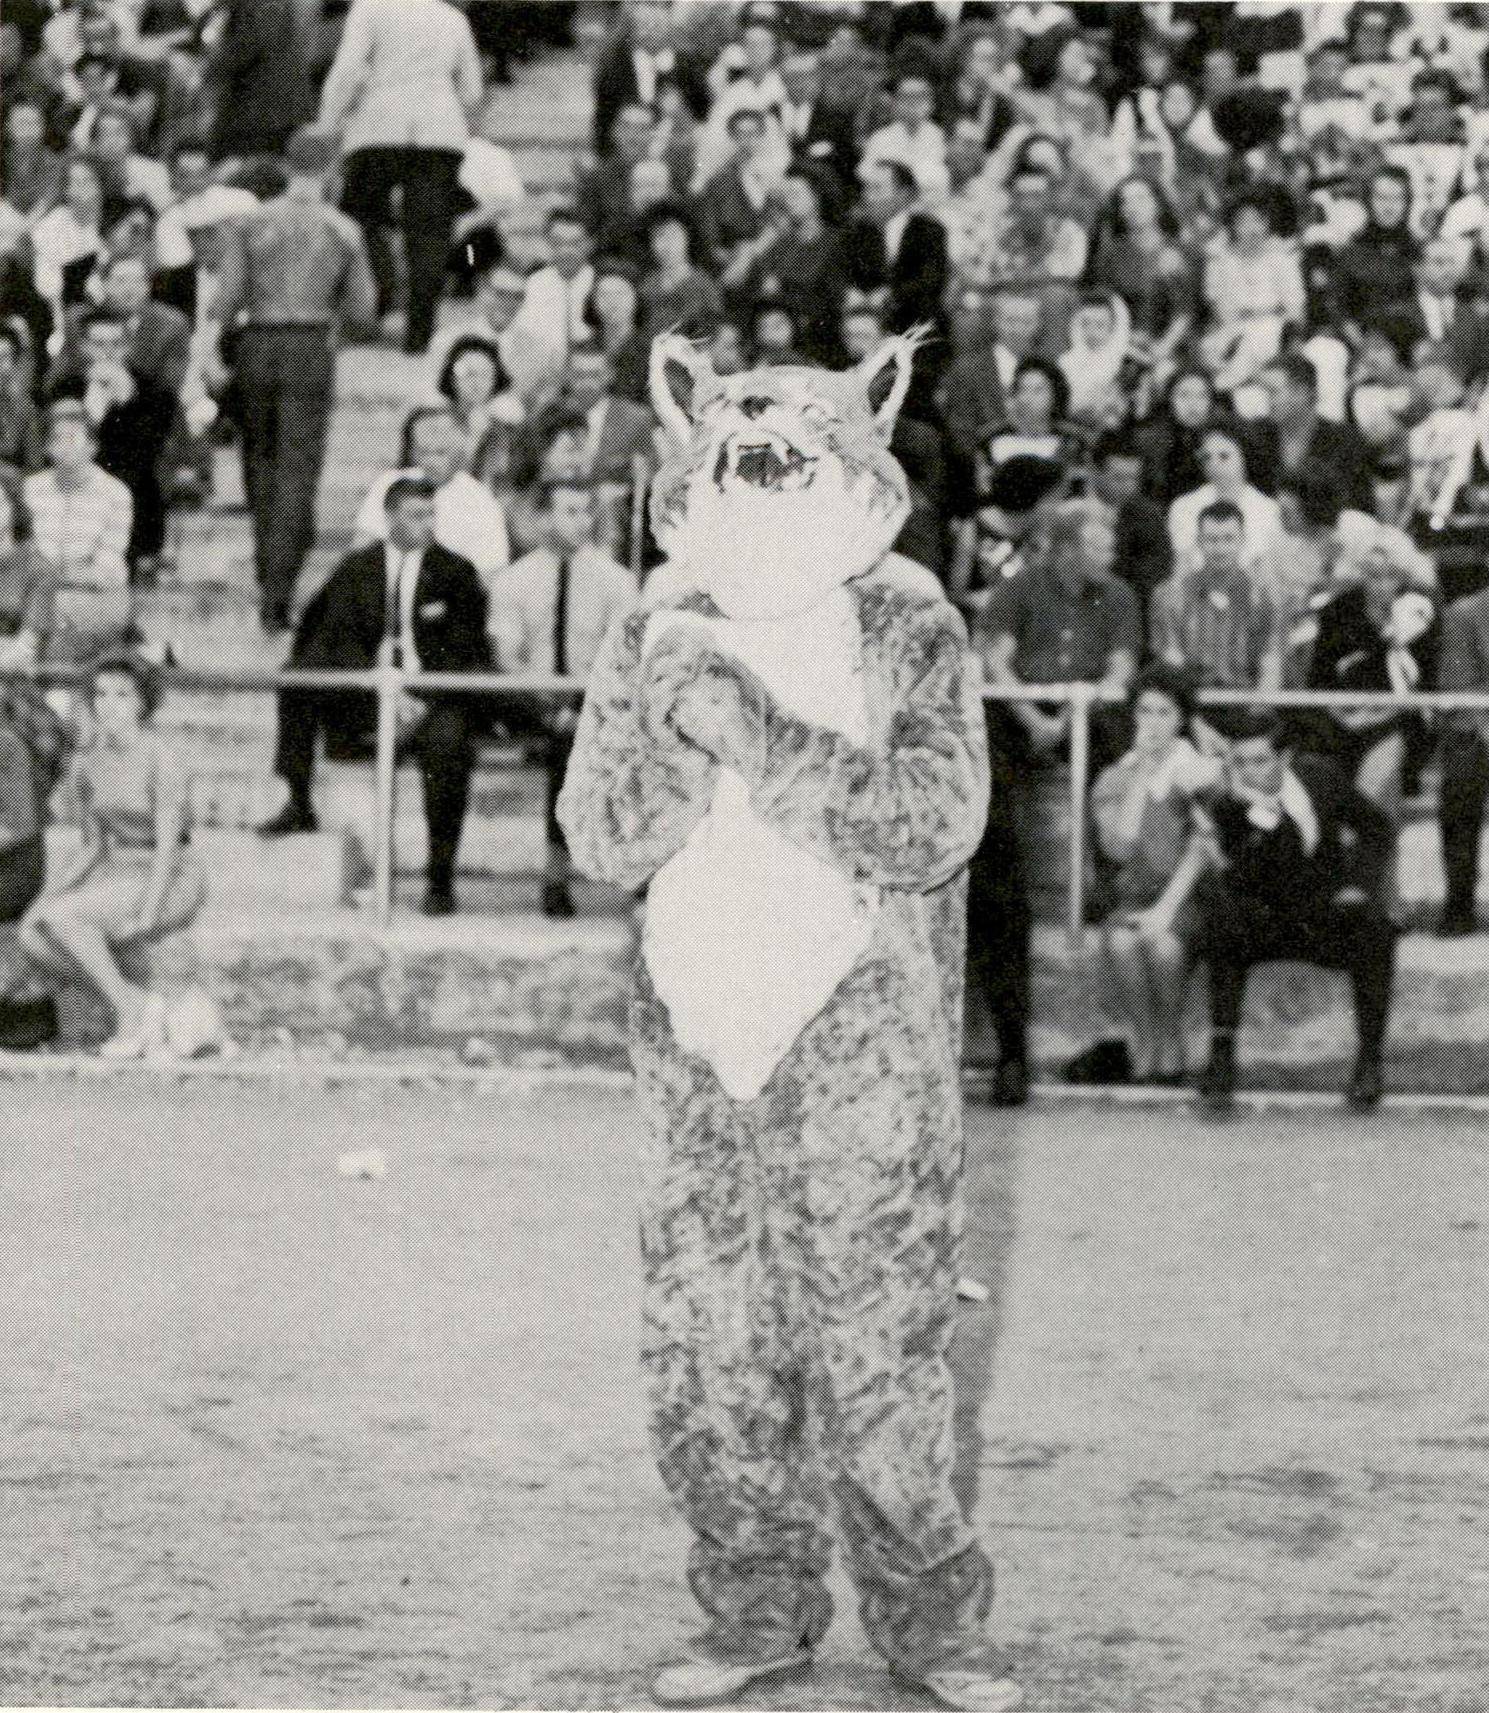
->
xmin=712 ymin=432 xmax=818 ymax=493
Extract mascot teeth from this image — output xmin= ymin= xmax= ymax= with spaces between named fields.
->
xmin=714 ymin=434 xmax=815 ymax=492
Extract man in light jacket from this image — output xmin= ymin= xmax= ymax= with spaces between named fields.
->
xmin=319 ymin=0 xmax=484 ymax=354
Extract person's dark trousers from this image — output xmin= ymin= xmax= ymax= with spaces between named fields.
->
xmin=234 ymin=327 xmax=333 ymax=617
xmin=1202 ymin=889 xmax=1398 ymax=1064
xmin=1439 ymin=731 xmax=1489 ymax=924
xmin=341 ymin=146 xmax=462 ymax=354
xmin=272 ymin=690 xmax=475 ymax=894
xmin=543 ymin=723 xmax=576 ymax=882
xmin=965 ymin=715 xmax=1031 ymax=1072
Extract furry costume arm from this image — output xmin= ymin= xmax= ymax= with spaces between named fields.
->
xmin=667 ymin=598 xmax=990 ymax=891
xmin=555 ymin=606 xmax=720 ymax=890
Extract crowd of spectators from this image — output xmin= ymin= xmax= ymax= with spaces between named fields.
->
xmin=11 ymin=0 xmax=1489 ymax=1080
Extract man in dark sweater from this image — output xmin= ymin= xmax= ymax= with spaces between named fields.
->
xmin=1195 ymin=708 xmax=1398 ymax=1112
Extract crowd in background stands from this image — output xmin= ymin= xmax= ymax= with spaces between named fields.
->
xmin=10 ymin=1 xmax=1489 ymax=1078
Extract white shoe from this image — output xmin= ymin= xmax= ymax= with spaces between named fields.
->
xmin=652 ymin=1649 xmax=812 ymax=1707
xmin=100 ymin=994 xmax=166 ymax=1061
xmin=913 ymin=1668 xmax=1024 ymax=1711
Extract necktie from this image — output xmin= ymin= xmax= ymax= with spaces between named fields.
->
xmin=552 ymin=551 xmax=572 ymax=678
xmin=384 ymin=551 xmax=401 ymax=662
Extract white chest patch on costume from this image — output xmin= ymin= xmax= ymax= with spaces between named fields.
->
xmin=641 ymin=587 xmax=880 ymax=1101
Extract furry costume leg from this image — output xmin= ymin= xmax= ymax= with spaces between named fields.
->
xmin=631 ymin=936 xmax=993 ymax=1677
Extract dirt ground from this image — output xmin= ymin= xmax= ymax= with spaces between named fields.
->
xmin=0 ymin=1075 xmax=1486 ymax=1712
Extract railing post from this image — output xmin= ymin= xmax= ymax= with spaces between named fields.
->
xmin=1068 ymin=686 xmax=1091 ymax=953
xmin=371 ymin=651 xmax=400 ymax=929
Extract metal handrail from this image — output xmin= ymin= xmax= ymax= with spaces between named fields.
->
xmin=15 ymin=662 xmax=1479 ymax=931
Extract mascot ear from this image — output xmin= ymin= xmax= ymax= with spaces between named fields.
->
xmin=852 ymin=329 xmax=924 ymax=441
xmin=649 ymin=331 xmax=720 ymax=449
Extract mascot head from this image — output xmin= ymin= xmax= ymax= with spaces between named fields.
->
xmin=648 ymin=332 xmax=918 ymax=619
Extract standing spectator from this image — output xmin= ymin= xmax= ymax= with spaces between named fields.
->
xmin=20 ymin=653 xmax=205 ymax=1059
xmin=353 ymin=404 xmax=510 ymax=602
xmin=1437 ymin=579 xmax=1489 ymax=935
xmin=257 ymin=476 xmax=492 ymax=917
xmin=208 ymin=0 xmax=315 ymax=163
xmin=215 ymin=127 xmax=377 ymax=633
xmin=320 ymin=0 xmax=483 ymax=355
xmin=505 ymin=206 xmax=596 ymax=402
xmin=845 ymin=157 xmax=948 ymax=334
xmin=638 ymin=202 xmax=722 ymax=340
xmin=1194 ymin=709 xmax=1398 ymax=1113
xmin=488 ymin=477 xmax=636 ymax=918
xmin=23 ymin=400 xmax=133 ymax=664
xmin=971 ymin=498 xmax=1141 ymax=1104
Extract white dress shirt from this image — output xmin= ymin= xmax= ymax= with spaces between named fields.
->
xmin=487 ymin=542 xmax=637 ymax=675
xmin=355 ymin=470 xmax=510 ymax=588
xmin=631 ymin=45 xmax=675 ymax=106
xmin=882 ymin=208 xmax=912 ymax=267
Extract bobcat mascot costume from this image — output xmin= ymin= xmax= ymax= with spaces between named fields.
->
xmin=557 ymin=335 xmax=1019 ymax=1712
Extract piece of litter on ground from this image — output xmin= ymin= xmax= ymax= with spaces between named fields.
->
xmin=337 ymin=1147 xmax=388 ymax=1180
xmin=956 ymin=1277 xmax=990 ymax=1303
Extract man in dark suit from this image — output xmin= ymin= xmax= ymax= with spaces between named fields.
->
xmin=257 ymin=475 xmax=493 ymax=916
xmin=695 ymin=108 xmax=774 ymax=279
xmin=779 ymin=49 xmax=857 ymax=190
xmin=1259 ymin=353 xmax=1376 ymax=514
xmin=523 ymin=342 xmax=654 ymax=487
xmin=1090 ymin=428 xmax=1173 ymax=630
xmin=1195 ymin=708 xmax=1398 ymax=1112
xmin=845 ymin=157 xmax=949 ymax=335
xmin=58 ymin=253 xmax=192 ymax=399
xmin=591 ymin=0 xmax=708 ymax=156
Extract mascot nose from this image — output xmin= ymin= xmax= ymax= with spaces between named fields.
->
xmin=738 ymin=396 xmax=772 ymax=420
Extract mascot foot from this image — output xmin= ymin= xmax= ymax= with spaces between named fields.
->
xmin=652 ymin=1649 xmax=812 ymax=1707
xmin=900 ymin=1668 xmax=1024 ymax=1712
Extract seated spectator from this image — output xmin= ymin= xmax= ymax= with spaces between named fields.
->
xmin=706 ymin=317 xmax=746 ymax=378
xmin=1329 ymin=165 xmax=1419 ymax=340
xmin=940 ymin=26 xmax=1020 ymax=156
xmin=694 ymin=16 xmax=789 ymax=191
xmin=843 ymin=157 xmax=948 ymax=335
xmin=860 ymin=67 xmax=948 ymax=201
xmin=0 ymin=479 xmax=57 ymax=669
xmin=354 ymin=405 xmax=510 ymax=604
xmin=49 ymin=306 xmax=178 ymax=578
xmin=1057 ymin=290 xmax=1131 ymax=427
xmin=3 ymin=97 xmax=63 ymax=218
xmin=31 ymin=156 xmax=109 ymax=316
xmin=20 ymin=653 xmax=205 ymax=1059
xmin=1085 ymin=175 xmax=1197 ymax=370
xmin=89 ymin=102 xmax=171 ymax=212
xmin=739 ymin=164 xmax=847 ymax=367
xmin=435 ymin=333 xmax=524 ymax=493
xmin=1194 ymin=708 xmax=1398 ymax=1112
xmin=82 ymin=251 xmax=190 ymax=397
xmin=1167 ymin=421 xmax=1285 ymax=582
xmin=590 ymin=0 xmax=709 ymax=159
xmin=1199 ymin=191 xmax=1305 ymax=396
xmin=1348 ymin=315 xmax=1416 ymax=454
xmin=582 ymin=256 xmax=649 ymax=403
xmin=1403 ymin=344 xmax=1479 ymax=537
xmin=1088 ymin=428 xmax=1172 ymax=630
xmin=23 ymin=400 xmax=133 ymax=664
xmin=778 ymin=48 xmax=857 ymax=188
xmin=1087 ymin=665 xmax=1218 ymax=1085
xmin=1151 ymin=500 xmax=1284 ymax=725
xmin=487 ymin=477 xmax=636 ymax=917
xmin=750 ymin=294 xmax=801 ymax=367
xmin=695 ymin=107 xmax=775 ymax=281
xmin=0 ymin=324 xmax=42 ymax=474
xmin=1259 ymin=351 xmax=1376 ymax=515
xmin=968 ymin=157 xmax=1087 ymax=298
xmin=948 ymin=452 xmax=1067 ymax=624
xmin=638 ymin=200 xmax=722 ymax=339
xmin=576 ymin=95 xmax=658 ymax=240
xmin=258 ymin=475 xmax=493 ymax=917
xmin=505 ymin=206 xmax=596 ymax=401
xmin=1135 ymin=367 xmax=1218 ymax=508
xmin=432 ymin=261 xmax=546 ymax=405
xmin=62 ymin=10 xmax=165 ymax=149
xmin=593 ymin=155 xmax=674 ymax=269
xmin=980 ymin=357 xmax=1086 ymax=482
xmin=0 ymin=677 xmax=70 ymax=975
xmin=971 ymin=498 xmax=1140 ymax=1106
xmin=941 ymin=286 xmax=1044 ymax=507
xmin=523 ymin=341 xmax=654 ymax=492
xmin=1301 ymin=537 xmax=1438 ymax=819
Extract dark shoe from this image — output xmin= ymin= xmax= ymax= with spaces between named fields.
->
xmin=260 ymin=597 xmax=291 ymax=635
xmin=1198 ymin=1052 xmax=1236 ymax=1113
xmin=991 ymin=1058 xmax=1028 ymax=1106
xmin=652 ymin=1650 xmax=813 ymax=1708
xmin=257 ymin=803 xmax=318 ymax=838
xmin=0 ymin=994 xmax=58 ymax=1051
xmin=1346 ymin=1057 xmax=1384 ymax=1110
xmin=1437 ymin=911 xmax=1476 ymax=938
xmin=422 ymin=885 xmax=457 ymax=917
xmin=1064 ymin=1037 xmax=1132 ymax=1085
xmin=542 ymin=880 xmax=576 ymax=918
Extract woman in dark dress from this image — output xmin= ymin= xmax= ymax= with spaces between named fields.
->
xmin=742 ymin=165 xmax=848 ymax=367
xmin=1134 ymin=366 xmax=1217 ymax=507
